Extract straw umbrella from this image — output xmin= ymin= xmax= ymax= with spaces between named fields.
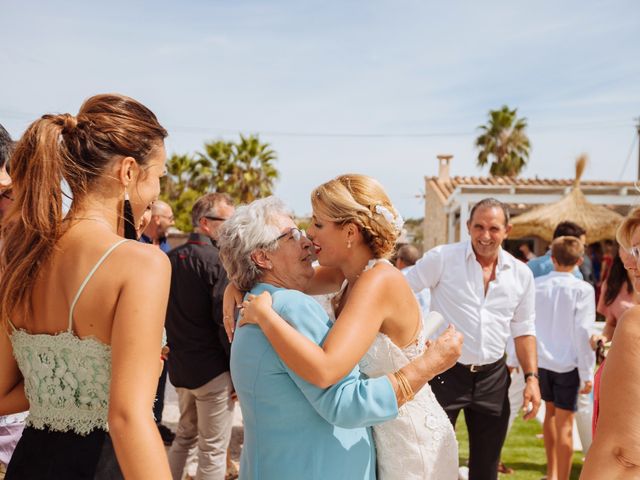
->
xmin=509 ymin=155 xmax=623 ymax=243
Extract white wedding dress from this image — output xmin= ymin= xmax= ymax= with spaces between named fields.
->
xmin=329 ymin=259 xmax=458 ymax=479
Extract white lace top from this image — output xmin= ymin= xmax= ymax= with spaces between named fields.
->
xmin=9 ymin=240 xmax=127 ymax=436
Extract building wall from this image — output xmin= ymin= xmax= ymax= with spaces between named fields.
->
xmin=423 ymin=182 xmax=448 ymax=251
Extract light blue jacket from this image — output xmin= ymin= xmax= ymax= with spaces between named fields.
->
xmin=527 ymin=251 xmax=583 ymax=279
xmin=231 ymin=283 xmax=398 ymax=480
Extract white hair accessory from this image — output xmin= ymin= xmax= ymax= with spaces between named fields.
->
xmin=374 ymin=204 xmax=404 ymax=232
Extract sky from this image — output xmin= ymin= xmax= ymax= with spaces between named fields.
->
xmin=1 ymin=0 xmax=639 ymax=218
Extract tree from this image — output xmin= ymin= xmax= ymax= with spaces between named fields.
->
xmin=475 ymin=105 xmax=531 ymax=176
xmin=199 ymin=134 xmax=279 ymax=204
xmin=160 ymin=153 xmax=211 ymax=232
xmin=160 ymin=135 xmax=280 ymax=232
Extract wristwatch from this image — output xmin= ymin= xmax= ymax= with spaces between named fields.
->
xmin=524 ymin=371 xmax=539 ymax=381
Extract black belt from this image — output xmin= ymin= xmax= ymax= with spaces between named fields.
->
xmin=458 ymin=356 xmax=506 ymax=373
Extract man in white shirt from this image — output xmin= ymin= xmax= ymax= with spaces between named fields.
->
xmin=535 ymin=236 xmax=595 ymax=480
xmin=395 ymin=244 xmax=431 ymax=317
xmin=405 ymin=198 xmax=541 ymax=480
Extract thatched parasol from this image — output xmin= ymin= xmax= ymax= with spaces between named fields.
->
xmin=509 ymin=155 xmax=623 ymax=243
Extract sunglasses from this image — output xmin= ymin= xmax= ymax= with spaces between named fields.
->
xmin=203 ymin=215 xmax=229 ymax=222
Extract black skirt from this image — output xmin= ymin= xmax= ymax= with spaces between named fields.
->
xmin=5 ymin=426 xmax=124 ymax=480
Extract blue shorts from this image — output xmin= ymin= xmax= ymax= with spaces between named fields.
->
xmin=539 ymin=368 xmax=580 ymax=412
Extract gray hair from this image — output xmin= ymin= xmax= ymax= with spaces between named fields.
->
xmin=191 ymin=192 xmax=233 ymax=228
xmin=218 ymin=196 xmax=292 ymax=290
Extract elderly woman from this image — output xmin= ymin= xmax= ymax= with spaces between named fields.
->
xmin=218 ymin=196 xmax=462 ymax=480
xmin=581 ymin=207 xmax=640 ymax=477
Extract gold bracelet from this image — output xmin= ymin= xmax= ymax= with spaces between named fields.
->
xmin=400 ymin=370 xmax=415 ymax=401
xmin=393 ymin=371 xmax=407 ymax=403
xmin=394 ymin=370 xmax=415 ymax=402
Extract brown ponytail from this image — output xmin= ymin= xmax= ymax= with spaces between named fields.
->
xmin=0 ymin=93 xmax=167 ymax=327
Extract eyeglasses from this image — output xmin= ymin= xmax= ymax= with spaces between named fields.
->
xmin=276 ymin=227 xmax=306 ymax=242
xmin=203 ymin=215 xmax=229 ymax=222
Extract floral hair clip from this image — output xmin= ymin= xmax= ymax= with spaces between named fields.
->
xmin=374 ymin=204 xmax=404 ymax=232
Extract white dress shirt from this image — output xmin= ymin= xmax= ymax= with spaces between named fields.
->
xmin=534 ymin=271 xmax=595 ymax=383
xmin=404 ymin=240 xmax=536 ymax=366
xmin=401 ymin=267 xmax=431 ymax=316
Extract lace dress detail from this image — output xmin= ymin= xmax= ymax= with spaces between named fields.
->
xmin=356 ymin=259 xmax=459 ymax=479
xmin=10 ymin=331 xmax=111 ymax=435
xmin=8 ymin=239 xmax=127 ymax=436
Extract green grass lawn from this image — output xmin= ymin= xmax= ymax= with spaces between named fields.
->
xmin=455 ymin=415 xmax=584 ymax=479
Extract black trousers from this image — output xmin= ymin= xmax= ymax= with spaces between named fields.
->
xmin=153 ymin=360 xmax=168 ymax=423
xmin=430 ymin=359 xmax=511 ymax=480
xmin=6 ymin=427 xmax=123 ymax=479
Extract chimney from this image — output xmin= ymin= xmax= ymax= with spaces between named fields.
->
xmin=437 ymin=154 xmax=453 ymax=182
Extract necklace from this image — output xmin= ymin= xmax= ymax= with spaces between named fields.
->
xmin=68 ymin=216 xmax=116 ymax=231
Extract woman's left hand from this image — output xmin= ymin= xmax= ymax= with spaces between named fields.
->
xmin=239 ymin=291 xmax=274 ymax=327
xmin=223 ymin=283 xmax=245 ymax=342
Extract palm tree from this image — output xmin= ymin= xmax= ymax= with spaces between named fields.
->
xmin=159 ymin=136 xmax=279 ymax=231
xmin=160 ymin=153 xmax=213 ymax=231
xmin=199 ymin=134 xmax=279 ymax=204
xmin=475 ymin=106 xmax=531 ymax=176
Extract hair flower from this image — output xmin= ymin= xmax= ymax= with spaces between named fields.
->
xmin=374 ymin=204 xmax=404 ymax=232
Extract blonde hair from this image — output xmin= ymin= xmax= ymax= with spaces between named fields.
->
xmin=551 ymin=236 xmax=584 ymax=267
xmin=311 ymin=174 xmax=401 ymax=259
xmin=616 ymin=206 xmax=640 ymax=249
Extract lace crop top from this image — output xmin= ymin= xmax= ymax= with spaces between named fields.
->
xmin=9 ymin=239 xmax=128 ymax=435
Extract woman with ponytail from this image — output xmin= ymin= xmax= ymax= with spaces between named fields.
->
xmin=0 ymin=94 xmax=172 ymax=479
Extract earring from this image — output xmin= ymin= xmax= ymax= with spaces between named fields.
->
xmin=123 ymin=191 xmax=137 ymax=240
xmin=347 ymin=240 xmax=352 ymax=249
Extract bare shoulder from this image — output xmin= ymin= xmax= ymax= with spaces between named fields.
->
xmin=112 ymin=241 xmax=171 ymax=275
xmin=615 ymin=306 xmax=640 ymax=338
xmin=357 ymin=260 xmax=405 ymax=291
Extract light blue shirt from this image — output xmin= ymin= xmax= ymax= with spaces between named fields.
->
xmin=231 ymin=283 xmax=398 ymax=480
xmin=527 ymin=251 xmax=582 ymax=279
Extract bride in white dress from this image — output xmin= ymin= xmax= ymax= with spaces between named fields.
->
xmin=237 ymin=174 xmax=459 ymax=479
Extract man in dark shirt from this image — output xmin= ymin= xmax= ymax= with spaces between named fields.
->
xmin=166 ymin=193 xmax=235 ymax=480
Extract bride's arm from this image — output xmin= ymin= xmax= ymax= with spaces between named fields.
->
xmin=244 ymin=267 xmax=396 ymax=387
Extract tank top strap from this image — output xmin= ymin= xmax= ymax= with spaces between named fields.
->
xmin=7 ymin=318 xmax=17 ymax=332
xmin=67 ymin=239 xmax=129 ymax=332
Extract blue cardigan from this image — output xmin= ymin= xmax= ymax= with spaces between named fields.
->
xmin=231 ymin=283 xmax=398 ymax=480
